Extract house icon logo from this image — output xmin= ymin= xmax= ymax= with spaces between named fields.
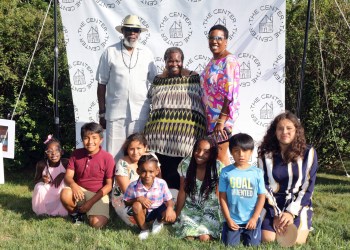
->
xmin=259 ymin=15 xmax=273 ymax=33
xmin=87 ymin=26 xmax=100 ymax=43
xmin=240 ymin=62 xmax=251 ymax=79
xmin=137 ymin=0 xmax=163 ymax=6
xmin=260 ymin=102 xmax=274 ymax=119
xmin=73 ymin=69 xmax=86 ymax=86
xmin=170 ymin=21 xmax=183 ymax=39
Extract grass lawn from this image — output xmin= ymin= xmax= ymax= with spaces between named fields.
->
xmin=0 ymin=169 xmax=349 ymax=249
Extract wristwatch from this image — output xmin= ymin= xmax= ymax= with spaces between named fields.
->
xmin=98 ymin=113 xmax=105 ymax=118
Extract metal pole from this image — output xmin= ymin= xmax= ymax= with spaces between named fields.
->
xmin=296 ymin=0 xmax=312 ymax=118
xmin=54 ymin=0 xmax=60 ymax=139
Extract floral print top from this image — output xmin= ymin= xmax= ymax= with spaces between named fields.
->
xmin=200 ymin=54 xmax=240 ymax=133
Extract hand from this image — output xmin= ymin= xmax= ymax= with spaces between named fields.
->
xmin=226 ymin=218 xmax=239 ymax=231
xmin=51 ymin=172 xmax=65 ymax=188
xmin=78 ymin=199 xmax=93 ymax=213
xmin=71 ymin=185 xmax=85 ymax=203
xmin=99 ymin=117 xmax=106 ymax=129
xmin=42 ymin=175 xmax=51 ymax=184
xmin=163 ymin=207 xmax=176 ymax=223
xmin=214 ymin=123 xmax=228 ymax=141
xmin=246 ymin=217 xmax=258 ymax=230
xmin=137 ymin=196 xmax=153 ymax=209
xmin=278 ymin=212 xmax=294 ymax=234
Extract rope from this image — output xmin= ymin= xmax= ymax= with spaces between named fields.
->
xmin=9 ymin=0 xmax=53 ymax=121
xmin=314 ymin=1 xmax=350 ymax=177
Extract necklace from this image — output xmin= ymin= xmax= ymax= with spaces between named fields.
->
xmin=121 ymin=40 xmax=139 ymax=72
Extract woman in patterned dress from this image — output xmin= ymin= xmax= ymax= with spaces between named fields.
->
xmin=258 ymin=111 xmax=318 ymax=245
xmin=201 ymin=24 xmax=240 ymax=166
xmin=144 ymin=47 xmax=207 ymax=190
xmin=174 ymin=137 xmax=224 ymax=241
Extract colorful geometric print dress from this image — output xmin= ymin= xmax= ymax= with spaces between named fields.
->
xmin=200 ymin=54 xmax=240 ymax=133
xmin=111 ymin=159 xmax=139 ymax=226
xmin=144 ymin=74 xmax=207 ymax=158
xmin=173 ymin=157 xmax=224 ymax=238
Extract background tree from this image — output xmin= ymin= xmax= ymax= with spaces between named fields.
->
xmin=286 ymin=0 xmax=350 ymax=170
xmin=0 ymin=0 xmax=74 ymax=170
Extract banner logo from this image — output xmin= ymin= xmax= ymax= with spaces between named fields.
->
xmin=203 ymin=9 xmax=238 ymax=40
xmin=73 ymin=105 xmax=79 ymax=123
xmin=273 ymin=54 xmax=285 ymax=84
xmin=88 ymin=101 xmax=99 ymax=122
xmin=250 ymin=94 xmax=284 ymax=127
xmin=237 ymin=52 xmax=262 ymax=87
xmin=160 ymin=12 xmax=193 ymax=46
xmin=59 ymin=0 xmax=82 ymax=11
xmin=185 ymin=54 xmax=211 ymax=74
xmin=118 ymin=16 xmax=151 ymax=46
xmin=95 ymin=0 xmax=122 ymax=8
xmin=78 ymin=18 xmax=109 ymax=51
xmin=249 ymin=5 xmax=285 ymax=42
xmin=137 ymin=0 xmax=164 ymax=6
xmin=62 ymin=26 xmax=69 ymax=46
xmin=154 ymin=57 xmax=165 ymax=75
xmin=69 ymin=61 xmax=95 ymax=92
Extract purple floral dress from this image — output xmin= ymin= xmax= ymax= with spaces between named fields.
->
xmin=200 ymin=54 xmax=240 ymax=133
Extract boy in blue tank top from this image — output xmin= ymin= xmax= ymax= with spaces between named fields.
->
xmin=219 ymin=133 xmax=266 ymax=247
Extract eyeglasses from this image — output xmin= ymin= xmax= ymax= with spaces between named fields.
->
xmin=208 ymin=36 xmax=225 ymax=42
xmin=123 ymin=27 xmax=141 ymax=33
xmin=45 ymin=149 xmax=61 ymax=155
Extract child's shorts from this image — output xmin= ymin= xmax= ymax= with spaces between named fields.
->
xmin=145 ymin=203 xmax=167 ymax=222
xmin=64 ymin=186 xmax=110 ymax=219
xmin=221 ymin=218 xmax=262 ymax=247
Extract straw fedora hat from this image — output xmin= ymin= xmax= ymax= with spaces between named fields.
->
xmin=115 ymin=15 xmax=148 ymax=33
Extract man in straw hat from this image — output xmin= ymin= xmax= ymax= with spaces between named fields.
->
xmin=96 ymin=14 xmax=157 ymax=162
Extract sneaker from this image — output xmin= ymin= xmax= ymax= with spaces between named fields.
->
xmin=138 ymin=229 xmax=150 ymax=240
xmin=70 ymin=212 xmax=84 ymax=225
xmin=151 ymin=220 xmax=164 ymax=235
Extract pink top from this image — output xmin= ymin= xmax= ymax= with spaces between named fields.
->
xmin=200 ymin=54 xmax=240 ymax=133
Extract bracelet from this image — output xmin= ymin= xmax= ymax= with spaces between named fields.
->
xmin=217 ymin=118 xmax=225 ymax=124
xmin=98 ymin=113 xmax=105 ymax=118
xmin=220 ymin=112 xmax=228 ymax=116
xmin=285 ymin=211 xmax=295 ymax=218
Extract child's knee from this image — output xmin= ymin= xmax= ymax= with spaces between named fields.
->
xmin=89 ymin=215 xmax=108 ymax=229
xmin=198 ymin=234 xmax=211 ymax=241
xmin=60 ymin=188 xmax=73 ymax=205
xmin=132 ymin=201 xmax=143 ymax=214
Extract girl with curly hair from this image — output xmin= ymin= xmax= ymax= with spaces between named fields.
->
xmin=174 ymin=137 xmax=224 ymax=241
xmin=258 ymin=111 xmax=318 ymax=245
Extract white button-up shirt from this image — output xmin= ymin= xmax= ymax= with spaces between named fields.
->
xmin=96 ymin=41 xmax=157 ymax=121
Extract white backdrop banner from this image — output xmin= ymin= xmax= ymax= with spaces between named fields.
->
xmin=59 ymin=0 xmax=285 ymax=166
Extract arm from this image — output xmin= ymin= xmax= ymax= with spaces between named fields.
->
xmin=246 ymin=194 xmax=266 ymax=229
xmin=34 ymin=160 xmax=46 ymax=184
xmin=175 ymin=177 xmax=186 ymax=218
xmin=79 ymin=178 xmax=113 ymax=213
xmin=163 ymin=199 xmax=176 ymax=223
xmin=97 ymin=83 xmax=106 ymax=129
xmin=115 ymin=175 xmax=131 ymax=194
xmin=219 ymin=192 xmax=239 ymax=230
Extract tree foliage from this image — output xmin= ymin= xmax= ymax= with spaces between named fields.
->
xmin=286 ymin=0 xmax=350 ymax=169
xmin=1 ymin=0 xmax=349 ymax=171
xmin=0 ymin=0 xmax=74 ymax=170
